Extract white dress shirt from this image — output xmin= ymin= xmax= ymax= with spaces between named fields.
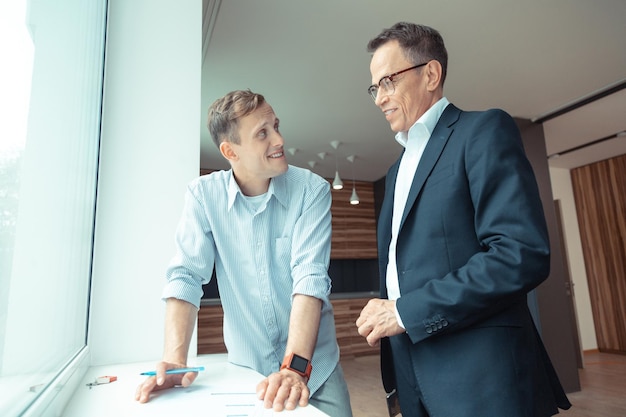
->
xmin=162 ymin=165 xmax=338 ymax=396
xmin=386 ymin=97 xmax=450 ymax=328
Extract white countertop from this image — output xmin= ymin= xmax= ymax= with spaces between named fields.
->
xmin=62 ymin=354 xmax=329 ymax=417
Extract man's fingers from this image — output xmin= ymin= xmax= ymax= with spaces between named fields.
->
xmin=298 ymin=385 xmax=310 ymax=407
xmin=356 ymin=298 xmax=381 ymax=331
xmin=181 ymin=371 xmax=198 ymax=387
xmin=357 ymin=298 xmax=401 ymax=346
xmin=258 ymin=372 xmax=309 ymax=411
xmin=367 ymin=333 xmax=381 ymax=347
xmin=135 ymin=376 xmax=157 ymax=403
xmin=265 ymin=377 xmax=290 ymax=410
xmin=271 ymin=384 xmax=291 ymax=411
xmin=135 ymin=372 xmax=192 ymax=404
xmin=283 ymin=384 xmax=304 ymax=410
xmin=256 ymin=378 xmax=268 ymax=399
xmin=356 ymin=320 xmax=372 ymax=337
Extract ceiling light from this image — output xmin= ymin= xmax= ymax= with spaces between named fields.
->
xmin=332 ymin=171 xmax=343 ymax=190
xmin=350 ymin=188 xmax=360 ymax=205
xmin=330 ymin=141 xmax=343 ymax=190
xmin=347 ymin=155 xmax=359 ymax=205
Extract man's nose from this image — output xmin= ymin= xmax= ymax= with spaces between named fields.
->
xmin=272 ymin=131 xmax=284 ymax=147
xmin=374 ymin=91 xmax=388 ymax=107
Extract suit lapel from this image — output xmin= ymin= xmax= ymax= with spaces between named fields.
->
xmin=378 ymin=158 xmax=401 ymax=254
xmin=400 ymin=104 xmax=461 ymax=230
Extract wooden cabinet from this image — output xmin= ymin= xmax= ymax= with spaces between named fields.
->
xmin=197 ymin=302 xmax=227 ymax=354
xmin=328 ymin=180 xmax=378 ymax=259
xmin=330 ymin=298 xmax=379 ymax=357
xmin=571 ymin=154 xmax=626 ymax=354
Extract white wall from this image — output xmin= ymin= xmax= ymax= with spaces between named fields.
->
xmin=89 ymin=0 xmax=201 ymax=365
xmin=549 ymin=167 xmax=597 ymax=351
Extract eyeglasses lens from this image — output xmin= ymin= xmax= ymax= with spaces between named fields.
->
xmin=369 ymin=78 xmax=394 ymax=101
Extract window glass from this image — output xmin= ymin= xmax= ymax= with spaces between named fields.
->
xmin=0 ymin=0 xmax=106 ymax=415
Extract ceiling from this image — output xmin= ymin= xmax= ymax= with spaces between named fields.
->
xmin=200 ymin=0 xmax=626 ymax=182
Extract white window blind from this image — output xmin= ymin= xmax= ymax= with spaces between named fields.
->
xmin=0 ymin=0 xmax=107 ymax=415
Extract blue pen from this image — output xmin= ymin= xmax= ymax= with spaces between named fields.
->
xmin=140 ymin=366 xmax=205 ymax=376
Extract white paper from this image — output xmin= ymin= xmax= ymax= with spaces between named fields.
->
xmin=208 ymin=392 xmax=274 ymax=416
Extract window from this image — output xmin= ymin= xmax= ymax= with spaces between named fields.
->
xmin=0 ymin=0 xmax=107 ymax=415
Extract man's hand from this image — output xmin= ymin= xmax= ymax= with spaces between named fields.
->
xmin=356 ymin=298 xmax=404 ymax=347
xmin=134 ymin=361 xmax=199 ymax=403
xmin=256 ymin=368 xmax=310 ymax=411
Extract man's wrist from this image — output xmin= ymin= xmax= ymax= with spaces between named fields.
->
xmin=393 ymin=300 xmax=406 ymax=331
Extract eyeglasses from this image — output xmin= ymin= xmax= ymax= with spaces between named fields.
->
xmin=367 ymin=63 xmax=427 ymax=101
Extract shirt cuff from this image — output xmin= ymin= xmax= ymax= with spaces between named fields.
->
xmin=394 ymin=302 xmax=406 ymax=330
xmin=161 ymin=277 xmax=203 ymax=309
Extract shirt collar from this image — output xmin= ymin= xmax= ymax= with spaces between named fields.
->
xmin=395 ymin=97 xmax=450 ymax=148
xmin=226 ymin=167 xmax=290 ymax=210
xmin=226 ymin=172 xmax=239 ymax=209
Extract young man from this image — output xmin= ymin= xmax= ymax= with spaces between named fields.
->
xmin=356 ymin=22 xmax=571 ymax=416
xmin=136 ymin=89 xmax=352 ymax=416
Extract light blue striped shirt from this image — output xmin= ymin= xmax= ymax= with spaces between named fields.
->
xmin=162 ymin=165 xmax=340 ymax=396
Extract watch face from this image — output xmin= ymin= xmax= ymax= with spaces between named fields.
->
xmin=291 ymin=354 xmax=309 ymax=373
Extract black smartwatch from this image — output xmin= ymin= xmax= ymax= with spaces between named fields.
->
xmin=280 ymin=353 xmax=312 ymax=380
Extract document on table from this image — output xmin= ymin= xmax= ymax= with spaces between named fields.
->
xmin=208 ymin=392 xmax=276 ymax=416
xmin=128 ymin=383 xmax=325 ymax=416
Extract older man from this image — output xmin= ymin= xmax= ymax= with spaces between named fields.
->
xmin=356 ymin=22 xmax=571 ymax=417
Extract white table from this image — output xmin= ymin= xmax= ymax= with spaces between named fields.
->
xmin=63 ymin=354 xmax=329 ymax=416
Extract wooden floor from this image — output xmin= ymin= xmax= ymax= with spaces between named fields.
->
xmin=340 ymin=350 xmax=626 ymax=417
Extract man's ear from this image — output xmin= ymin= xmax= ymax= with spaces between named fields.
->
xmin=425 ymin=60 xmax=443 ymax=92
xmin=219 ymin=141 xmax=238 ymax=162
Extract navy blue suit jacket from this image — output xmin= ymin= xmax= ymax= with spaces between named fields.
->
xmin=378 ymin=104 xmax=571 ymax=416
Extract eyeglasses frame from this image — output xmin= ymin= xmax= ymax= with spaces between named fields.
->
xmin=367 ymin=62 xmax=428 ymax=101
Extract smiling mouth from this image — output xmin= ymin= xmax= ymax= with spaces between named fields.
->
xmin=268 ymin=151 xmax=284 ymax=159
xmin=384 ymin=109 xmax=395 ymax=116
